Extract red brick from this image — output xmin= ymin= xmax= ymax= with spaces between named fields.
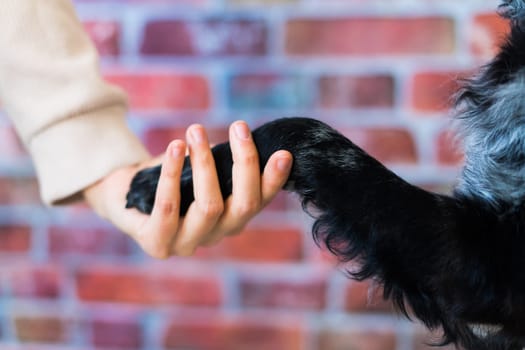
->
xmin=105 ymin=73 xmax=210 ymax=111
xmin=141 ymin=19 xmax=267 ymax=56
xmin=436 ymin=130 xmax=464 ymax=165
xmin=198 ymin=226 xmax=303 ymax=262
xmin=286 ymin=17 xmax=455 ymax=55
xmin=144 ymin=127 xmax=228 ymax=155
xmin=342 ymin=128 xmax=418 ymax=164
xmin=0 ymin=225 xmax=31 ymax=252
xmin=14 ymin=316 xmax=66 ymax=343
xmin=83 ymin=21 xmax=120 ymax=56
xmin=228 ymin=73 xmax=313 ymax=110
xmin=345 ymin=280 xmax=394 ymax=313
xmin=319 ymin=75 xmax=395 ymax=109
xmin=318 ymin=328 xmax=397 ymax=350
xmin=240 ymin=275 xmax=327 ymax=310
xmin=411 ymin=71 xmax=465 ymax=112
xmin=76 ymin=267 xmax=222 ymax=306
xmin=164 ymin=316 xmax=303 ymax=350
xmin=90 ymin=319 xmax=143 ymax=349
xmin=10 ymin=265 xmax=62 ymax=299
xmin=48 ymin=226 xmax=132 ymax=257
xmin=0 ymin=177 xmax=41 ymax=205
xmin=471 ymin=14 xmax=510 ymax=57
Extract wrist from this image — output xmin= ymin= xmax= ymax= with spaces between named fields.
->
xmin=83 ymin=177 xmax=110 ymax=219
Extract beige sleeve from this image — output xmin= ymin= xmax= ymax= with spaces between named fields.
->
xmin=0 ymin=0 xmax=150 ymax=205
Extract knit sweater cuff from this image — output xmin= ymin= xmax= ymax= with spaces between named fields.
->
xmin=28 ymin=106 xmax=149 ymax=205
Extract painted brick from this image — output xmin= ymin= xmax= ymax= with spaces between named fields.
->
xmin=436 ymin=130 xmax=464 ymax=165
xmin=0 ymin=177 xmax=41 ymax=205
xmin=0 ymin=225 xmax=31 ymax=252
xmin=105 ymin=73 xmax=210 ymax=111
xmin=164 ymin=316 xmax=303 ymax=350
xmin=76 ymin=267 xmax=222 ymax=306
xmin=411 ymin=71 xmax=464 ymax=112
xmin=471 ymin=13 xmax=510 ymax=57
xmin=318 ymin=328 xmax=397 ymax=350
xmin=141 ymin=19 xmax=267 ymax=56
xmin=345 ymin=280 xmax=394 ymax=313
xmin=90 ymin=319 xmax=143 ymax=349
xmin=342 ymin=128 xmax=418 ymax=164
xmin=83 ymin=21 xmax=120 ymax=56
xmin=9 ymin=265 xmax=62 ymax=299
xmin=286 ymin=17 xmax=455 ymax=56
xmin=14 ymin=316 xmax=66 ymax=343
xmin=228 ymin=73 xmax=314 ymax=111
xmin=319 ymin=75 xmax=395 ymax=109
xmin=197 ymin=226 xmax=304 ymax=262
xmin=144 ymin=127 xmax=228 ymax=155
xmin=48 ymin=227 xmax=132 ymax=257
xmin=240 ymin=275 xmax=327 ymax=310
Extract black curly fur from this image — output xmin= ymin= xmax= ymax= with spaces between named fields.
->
xmin=125 ymin=2 xmax=525 ymax=349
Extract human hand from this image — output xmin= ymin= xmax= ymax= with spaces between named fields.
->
xmin=83 ymin=121 xmax=293 ymax=258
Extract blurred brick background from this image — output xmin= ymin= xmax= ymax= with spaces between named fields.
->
xmin=0 ymin=0 xmax=507 ymax=349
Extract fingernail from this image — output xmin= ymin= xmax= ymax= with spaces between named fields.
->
xmin=234 ymin=122 xmax=250 ymax=140
xmin=170 ymin=141 xmax=184 ymax=158
xmin=190 ymin=126 xmax=205 ymax=144
xmin=277 ymin=157 xmax=292 ymax=171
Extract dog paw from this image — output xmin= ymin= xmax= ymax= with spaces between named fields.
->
xmin=125 ymin=165 xmax=160 ymax=214
xmin=125 ymin=159 xmax=197 ymax=215
xmin=126 ymin=143 xmax=234 ymax=215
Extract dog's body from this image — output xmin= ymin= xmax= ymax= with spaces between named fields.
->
xmin=126 ymin=1 xmax=525 ymax=349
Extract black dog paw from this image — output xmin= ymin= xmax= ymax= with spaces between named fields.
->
xmin=126 ymin=143 xmax=234 ymax=215
xmin=125 ymin=165 xmax=160 ymax=214
xmin=125 ymin=117 xmax=367 ymax=216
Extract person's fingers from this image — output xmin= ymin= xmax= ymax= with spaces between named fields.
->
xmin=200 ymin=121 xmax=261 ymax=244
xmin=219 ymin=150 xmax=292 ymax=238
xmin=229 ymin=121 xmax=262 ymax=216
xmin=141 ymin=144 xmax=192 ymax=170
xmin=171 ymin=125 xmax=224 ymax=255
xmin=260 ymin=150 xmax=293 ymax=206
xmin=136 ymin=140 xmax=186 ymax=259
xmin=200 ymin=150 xmax=292 ymax=247
xmin=202 ymin=129 xmax=293 ymax=246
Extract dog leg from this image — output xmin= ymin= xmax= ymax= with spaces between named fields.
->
xmin=126 ymin=117 xmax=525 ymax=350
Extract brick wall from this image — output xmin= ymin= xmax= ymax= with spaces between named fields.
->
xmin=0 ymin=0 xmax=505 ymax=349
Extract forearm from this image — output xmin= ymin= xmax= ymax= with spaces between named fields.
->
xmin=0 ymin=0 xmax=149 ymax=204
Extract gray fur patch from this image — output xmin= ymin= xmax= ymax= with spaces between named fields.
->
xmin=499 ymin=0 xmax=525 ymax=21
xmin=456 ymin=71 xmax=525 ymax=207
xmin=468 ymin=323 xmax=503 ymax=338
